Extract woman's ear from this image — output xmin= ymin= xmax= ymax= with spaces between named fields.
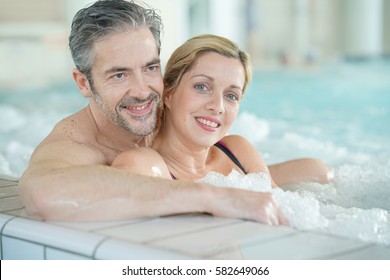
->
xmin=164 ymin=92 xmax=172 ymax=109
xmin=72 ymin=68 xmax=93 ymax=98
xmin=163 ymin=81 xmax=173 ymax=109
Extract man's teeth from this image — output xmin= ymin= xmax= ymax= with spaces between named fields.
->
xmin=196 ymin=117 xmax=218 ymax=128
xmin=126 ymin=104 xmax=148 ymax=110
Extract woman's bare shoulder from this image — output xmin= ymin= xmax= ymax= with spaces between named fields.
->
xmin=220 ymin=134 xmax=252 ymax=148
xmin=112 ymin=147 xmax=171 ymax=179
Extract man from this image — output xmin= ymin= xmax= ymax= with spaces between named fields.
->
xmin=19 ymin=0 xmax=286 ymax=225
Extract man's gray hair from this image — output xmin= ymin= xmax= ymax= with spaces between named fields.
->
xmin=69 ymin=0 xmax=162 ymax=78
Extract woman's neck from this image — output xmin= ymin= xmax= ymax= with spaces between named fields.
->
xmin=153 ymin=128 xmax=213 ymax=180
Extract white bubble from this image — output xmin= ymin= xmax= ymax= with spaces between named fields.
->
xmin=200 ymin=165 xmax=390 ymax=246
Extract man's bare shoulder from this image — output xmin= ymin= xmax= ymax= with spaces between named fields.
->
xmin=31 ymin=108 xmax=108 ymax=166
xmin=48 ymin=108 xmax=95 ymax=143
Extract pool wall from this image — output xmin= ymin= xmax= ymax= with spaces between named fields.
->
xmin=1 ymin=178 xmax=389 ymax=260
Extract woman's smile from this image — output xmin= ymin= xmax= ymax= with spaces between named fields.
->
xmin=195 ymin=116 xmax=221 ymax=131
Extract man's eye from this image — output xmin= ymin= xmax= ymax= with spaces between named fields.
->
xmin=147 ymin=65 xmax=159 ymax=72
xmin=113 ymin=73 xmax=125 ymax=79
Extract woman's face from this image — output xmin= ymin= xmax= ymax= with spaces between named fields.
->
xmin=164 ymin=52 xmax=245 ymax=148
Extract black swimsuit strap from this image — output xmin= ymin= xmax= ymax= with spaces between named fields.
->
xmin=214 ymin=141 xmax=247 ymax=174
xmin=170 ymin=141 xmax=247 ymax=179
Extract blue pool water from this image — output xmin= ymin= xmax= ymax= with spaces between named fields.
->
xmin=229 ymin=60 xmax=390 ymax=245
xmin=0 ymin=82 xmax=87 ymax=179
xmin=1 ymin=60 xmax=389 ymax=245
xmin=233 ymin=60 xmax=390 ymax=167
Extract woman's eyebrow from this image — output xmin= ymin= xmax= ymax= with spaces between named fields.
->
xmin=191 ymin=74 xmax=214 ymax=81
xmin=192 ymin=74 xmax=243 ymax=90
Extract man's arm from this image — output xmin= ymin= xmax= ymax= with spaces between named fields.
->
xmin=19 ymin=140 xmax=286 ymax=225
xmin=19 ymin=139 xmax=186 ymax=221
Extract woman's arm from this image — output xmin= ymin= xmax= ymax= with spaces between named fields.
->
xmin=220 ymin=135 xmax=278 ymax=188
xmin=221 ymin=135 xmax=333 ymax=187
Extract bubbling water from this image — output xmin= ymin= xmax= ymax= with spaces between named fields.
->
xmin=0 ymin=62 xmax=389 ymax=244
xmin=200 ymin=160 xmax=390 ymax=246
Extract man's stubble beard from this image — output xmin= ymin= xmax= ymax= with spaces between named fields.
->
xmin=91 ymin=85 xmax=162 ymax=137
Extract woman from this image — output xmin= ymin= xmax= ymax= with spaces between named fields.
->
xmin=112 ymin=34 xmax=332 ymax=187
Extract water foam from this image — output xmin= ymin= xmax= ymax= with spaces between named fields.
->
xmin=201 ymin=162 xmax=390 ymax=246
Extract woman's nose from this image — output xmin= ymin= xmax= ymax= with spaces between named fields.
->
xmin=206 ymin=93 xmax=224 ymax=114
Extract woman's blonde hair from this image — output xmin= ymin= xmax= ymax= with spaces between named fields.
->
xmin=164 ymin=34 xmax=252 ymax=99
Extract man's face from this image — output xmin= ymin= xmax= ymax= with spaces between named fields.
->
xmin=89 ymin=28 xmax=163 ymax=136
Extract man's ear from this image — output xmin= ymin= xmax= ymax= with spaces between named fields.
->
xmin=72 ymin=68 xmax=93 ymax=98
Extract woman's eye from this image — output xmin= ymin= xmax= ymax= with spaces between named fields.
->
xmin=225 ymin=93 xmax=240 ymax=102
xmin=194 ymin=84 xmax=208 ymax=91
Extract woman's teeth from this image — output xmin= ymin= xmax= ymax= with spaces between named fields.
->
xmin=196 ymin=117 xmax=219 ymax=128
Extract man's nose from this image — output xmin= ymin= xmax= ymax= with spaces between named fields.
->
xmin=130 ymin=73 xmax=150 ymax=99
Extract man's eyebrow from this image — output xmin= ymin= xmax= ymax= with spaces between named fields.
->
xmin=146 ymin=58 xmax=161 ymax=66
xmin=104 ymin=67 xmax=130 ymax=76
xmin=103 ymin=59 xmax=161 ymax=76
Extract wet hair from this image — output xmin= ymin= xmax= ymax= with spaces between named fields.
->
xmin=69 ymin=0 xmax=162 ymax=79
xmin=163 ymin=34 xmax=252 ymax=99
